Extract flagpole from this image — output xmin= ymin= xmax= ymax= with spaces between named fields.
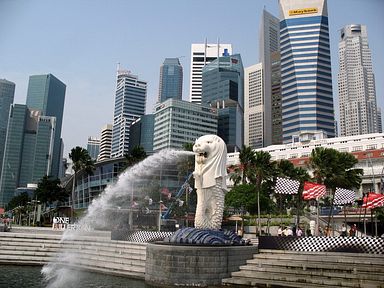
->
xmin=316 ymin=197 xmax=319 ymax=236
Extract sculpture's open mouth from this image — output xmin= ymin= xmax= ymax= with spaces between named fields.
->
xmin=198 ymin=152 xmax=208 ymax=158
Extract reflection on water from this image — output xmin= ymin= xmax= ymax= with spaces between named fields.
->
xmin=0 ymin=265 xmax=152 ymax=288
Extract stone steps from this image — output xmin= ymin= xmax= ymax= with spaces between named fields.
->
xmin=222 ymin=250 xmax=384 ymax=288
xmin=0 ymin=231 xmax=147 ymax=279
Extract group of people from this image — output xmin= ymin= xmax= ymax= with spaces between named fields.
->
xmin=277 ymin=225 xmax=303 ymax=237
xmin=340 ymin=223 xmax=357 ymax=237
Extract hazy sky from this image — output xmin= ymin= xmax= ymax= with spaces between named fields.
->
xmin=1 ymin=0 xmax=383 ymax=159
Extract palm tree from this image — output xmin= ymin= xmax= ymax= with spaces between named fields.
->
xmin=251 ymin=151 xmax=275 ymax=234
xmin=229 ymin=145 xmax=256 ymax=186
xmin=309 ymin=147 xmax=363 ymax=233
xmin=69 ymin=146 xmax=95 ymax=220
xmin=276 ymin=159 xmax=310 ymax=225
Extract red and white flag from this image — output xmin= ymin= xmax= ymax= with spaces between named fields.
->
xmin=302 ymin=182 xmax=326 ymax=200
xmin=362 ymin=192 xmax=384 ymax=209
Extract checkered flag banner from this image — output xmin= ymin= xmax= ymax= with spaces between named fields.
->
xmin=362 ymin=192 xmax=384 ymax=209
xmin=302 ymin=181 xmax=326 ymax=200
xmin=333 ymin=187 xmax=355 ymax=205
xmin=275 ymin=177 xmax=300 ymax=194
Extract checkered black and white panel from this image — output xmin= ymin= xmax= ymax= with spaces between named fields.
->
xmin=333 ymin=187 xmax=355 ymax=205
xmin=275 ymin=177 xmax=300 ymax=194
xmin=112 ymin=230 xmax=174 ymax=242
xmin=259 ymin=236 xmax=384 ymax=254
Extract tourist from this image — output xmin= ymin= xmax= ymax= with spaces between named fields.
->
xmin=296 ymin=226 xmax=303 ymax=237
xmin=340 ymin=224 xmax=347 ymax=237
xmin=349 ymin=224 xmax=357 ymax=237
xmin=286 ymin=226 xmax=293 ymax=236
xmin=277 ymin=226 xmax=282 ymax=236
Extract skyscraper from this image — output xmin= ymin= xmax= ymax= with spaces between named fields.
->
xmin=244 ymin=63 xmax=263 ymax=149
xmin=111 ymin=68 xmax=147 ymax=158
xmin=129 ymin=114 xmax=154 ymax=155
xmin=338 ymin=24 xmax=380 ymax=136
xmin=189 ymin=42 xmax=232 ymax=104
xmin=0 ymin=105 xmax=55 ymax=207
xmin=202 ymin=54 xmax=244 ymax=152
xmin=158 ymin=58 xmax=183 ymax=102
xmin=0 ymin=79 xmax=15 ymax=179
xmin=259 ymin=9 xmax=282 ymax=146
xmin=279 ymin=0 xmax=335 ymax=143
xmin=98 ymin=124 xmax=112 ymax=161
xmin=87 ymin=137 xmax=100 ymax=160
xmin=26 ymin=74 xmax=66 ymax=178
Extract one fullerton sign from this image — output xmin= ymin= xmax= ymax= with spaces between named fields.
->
xmin=289 ymin=8 xmax=318 ymax=16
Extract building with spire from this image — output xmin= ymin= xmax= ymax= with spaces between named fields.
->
xmin=111 ymin=68 xmax=147 ymax=158
xmin=189 ymin=42 xmax=232 ymax=104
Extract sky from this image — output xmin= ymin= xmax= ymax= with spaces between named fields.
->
xmin=1 ymin=0 xmax=383 ymax=160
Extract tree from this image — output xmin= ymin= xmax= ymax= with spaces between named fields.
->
xmin=229 ymin=145 xmax=256 ymax=186
xmin=309 ymin=147 xmax=363 ymax=231
xmin=6 ymin=192 xmax=30 ymax=211
xmin=123 ymin=146 xmax=147 ymax=169
xmin=34 ymin=176 xmax=68 ymax=206
xmin=69 ymin=146 xmax=95 ymax=219
xmin=275 ymin=160 xmax=310 ymax=224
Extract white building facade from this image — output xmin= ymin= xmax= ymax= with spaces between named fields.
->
xmin=228 ymin=133 xmax=384 ymax=196
xmin=189 ymin=42 xmax=232 ymax=104
xmin=98 ymin=124 xmax=112 ymax=161
xmin=244 ymin=63 xmax=264 ymax=149
xmin=338 ymin=24 xmax=380 ymax=137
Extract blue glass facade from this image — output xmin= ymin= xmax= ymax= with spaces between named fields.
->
xmin=129 ymin=114 xmax=154 ymax=155
xmin=26 ymin=74 xmax=66 ymax=178
xmin=158 ymin=58 xmax=183 ymax=102
xmin=0 ymin=79 xmax=15 ymax=180
xmin=201 ymin=54 xmax=244 ymax=152
xmin=279 ymin=1 xmax=335 ymax=143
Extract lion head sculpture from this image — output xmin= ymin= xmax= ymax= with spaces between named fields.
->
xmin=193 ymin=135 xmax=227 ymax=190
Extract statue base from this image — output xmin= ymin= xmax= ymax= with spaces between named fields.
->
xmin=145 ymin=242 xmax=257 ymax=287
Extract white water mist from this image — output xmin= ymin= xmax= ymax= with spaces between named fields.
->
xmin=42 ymin=149 xmax=194 ymax=288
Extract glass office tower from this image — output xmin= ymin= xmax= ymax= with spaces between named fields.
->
xmin=158 ymin=58 xmax=183 ymax=102
xmin=279 ymin=0 xmax=335 ymax=143
xmin=0 ymin=79 xmax=15 ymax=179
xmin=26 ymin=74 xmax=66 ymax=178
xmin=202 ymin=54 xmax=244 ymax=152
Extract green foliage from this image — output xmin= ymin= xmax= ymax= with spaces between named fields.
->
xmin=69 ymin=146 xmax=95 ymax=175
xmin=6 ymin=192 xmax=30 ymax=210
xmin=124 ymin=146 xmax=147 ymax=168
xmin=34 ymin=176 xmax=68 ymax=205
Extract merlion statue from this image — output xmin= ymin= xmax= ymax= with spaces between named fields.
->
xmin=193 ymin=135 xmax=227 ymax=230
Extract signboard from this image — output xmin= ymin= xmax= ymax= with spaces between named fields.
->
xmin=289 ymin=8 xmax=318 ymax=16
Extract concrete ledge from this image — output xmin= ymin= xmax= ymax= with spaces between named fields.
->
xmin=145 ymin=243 xmax=257 ymax=287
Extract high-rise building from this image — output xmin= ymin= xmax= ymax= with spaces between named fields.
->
xmin=201 ymin=54 xmax=244 ymax=152
xmin=158 ymin=58 xmax=183 ymax=102
xmin=153 ymin=99 xmax=218 ymax=151
xmin=189 ymin=42 xmax=232 ymax=104
xmin=338 ymin=24 xmax=380 ymax=136
xmin=259 ymin=9 xmax=282 ymax=146
xmin=244 ymin=63 xmax=263 ymax=149
xmin=279 ymin=0 xmax=335 ymax=143
xmin=0 ymin=105 xmax=55 ymax=207
xmin=98 ymin=124 xmax=112 ymax=162
xmin=26 ymin=74 xmax=66 ymax=178
xmin=87 ymin=137 xmax=100 ymax=160
xmin=111 ymin=68 xmax=147 ymax=158
xmin=0 ymin=79 xmax=15 ymax=179
xmin=129 ymin=114 xmax=154 ymax=155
